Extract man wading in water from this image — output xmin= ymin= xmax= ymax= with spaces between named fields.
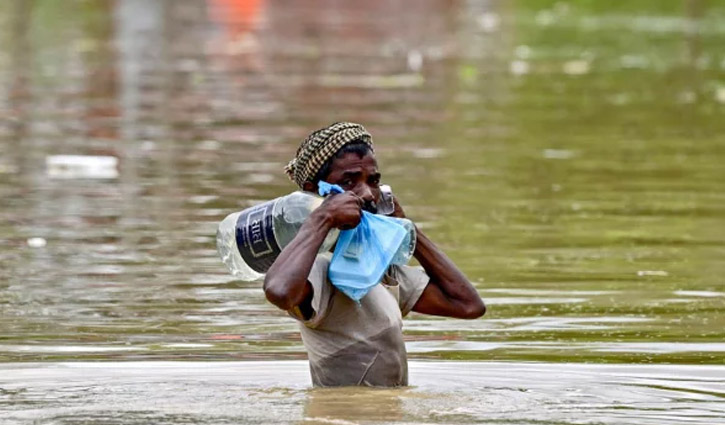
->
xmin=264 ymin=122 xmax=485 ymax=387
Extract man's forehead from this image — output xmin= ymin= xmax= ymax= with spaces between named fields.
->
xmin=330 ymin=152 xmax=378 ymax=174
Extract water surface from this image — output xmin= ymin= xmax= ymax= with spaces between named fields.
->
xmin=0 ymin=0 xmax=724 ymax=423
xmin=3 ymin=361 xmax=724 ymax=425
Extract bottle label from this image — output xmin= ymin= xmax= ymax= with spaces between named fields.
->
xmin=235 ymin=200 xmax=281 ymax=273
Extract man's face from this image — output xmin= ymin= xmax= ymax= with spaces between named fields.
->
xmin=325 ymin=151 xmax=381 ymax=213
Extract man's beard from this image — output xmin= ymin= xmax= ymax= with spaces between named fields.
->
xmin=362 ymin=199 xmax=378 ymax=214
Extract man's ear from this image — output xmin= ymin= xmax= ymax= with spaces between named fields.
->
xmin=302 ymin=181 xmax=317 ymax=193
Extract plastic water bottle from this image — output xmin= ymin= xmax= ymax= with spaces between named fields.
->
xmin=389 ymin=216 xmax=416 ymax=265
xmin=376 ymin=184 xmax=417 ymax=264
xmin=216 ymin=191 xmax=340 ymax=280
xmin=216 ymin=191 xmax=417 ymax=281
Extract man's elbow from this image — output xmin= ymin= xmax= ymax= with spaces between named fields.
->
xmin=460 ymin=298 xmax=486 ymax=319
xmin=263 ymin=279 xmax=294 ymax=311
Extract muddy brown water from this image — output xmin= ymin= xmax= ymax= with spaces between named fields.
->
xmin=1 ymin=1 xmax=724 ymax=424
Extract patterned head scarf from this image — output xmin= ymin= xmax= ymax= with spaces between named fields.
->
xmin=285 ymin=122 xmax=374 ymax=188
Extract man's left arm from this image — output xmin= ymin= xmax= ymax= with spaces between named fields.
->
xmin=391 ymin=200 xmax=485 ymax=319
xmin=410 ymin=226 xmax=486 ymax=318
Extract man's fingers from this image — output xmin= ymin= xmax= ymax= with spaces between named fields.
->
xmin=346 ymin=191 xmax=364 ymax=207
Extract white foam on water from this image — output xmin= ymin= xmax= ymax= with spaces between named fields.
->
xmin=673 ymin=290 xmax=724 ymax=298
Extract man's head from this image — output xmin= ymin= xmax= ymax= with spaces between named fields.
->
xmin=285 ymin=122 xmax=381 ymax=212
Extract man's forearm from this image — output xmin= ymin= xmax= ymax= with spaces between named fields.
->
xmin=263 ymin=210 xmax=334 ymax=311
xmin=413 ymin=225 xmax=481 ymax=303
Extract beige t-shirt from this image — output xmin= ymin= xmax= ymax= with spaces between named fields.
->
xmin=289 ymin=254 xmax=429 ymax=387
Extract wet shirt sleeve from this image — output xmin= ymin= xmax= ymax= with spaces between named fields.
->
xmin=386 ymin=264 xmax=429 ymax=316
xmin=287 ymin=254 xmax=334 ymax=328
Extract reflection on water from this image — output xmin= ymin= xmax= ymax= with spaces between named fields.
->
xmin=305 ymin=387 xmax=406 ymax=424
xmin=1 ymin=0 xmax=725 ymax=423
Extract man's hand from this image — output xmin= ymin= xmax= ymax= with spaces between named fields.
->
xmin=264 ymin=192 xmax=362 ymax=313
xmin=316 ymin=191 xmax=363 ymax=230
xmin=388 ymin=194 xmax=485 ymax=319
xmin=389 ymin=196 xmax=407 ymax=219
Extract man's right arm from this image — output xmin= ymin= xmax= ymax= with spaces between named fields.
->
xmin=263 ymin=192 xmax=362 ymax=313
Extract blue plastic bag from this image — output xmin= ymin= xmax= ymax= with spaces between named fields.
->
xmin=318 ymin=182 xmax=407 ymax=302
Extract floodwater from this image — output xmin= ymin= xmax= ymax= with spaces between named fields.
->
xmin=0 ymin=0 xmax=724 ymax=424
xmin=3 ymin=362 xmax=724 ymax=424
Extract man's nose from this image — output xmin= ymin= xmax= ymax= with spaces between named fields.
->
xmin=355 ymin=184 xmax=375 ymax=203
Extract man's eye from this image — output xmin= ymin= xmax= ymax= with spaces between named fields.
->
xmin=341 ymin=180 xmax=353 ymax=187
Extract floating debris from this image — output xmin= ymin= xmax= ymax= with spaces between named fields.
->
xmin=140 ymin=140 xmax=156 ymax=151
xmin=695 ymin=56 xmax=711 ymax=70
xmin=608 ymin=93 xmax=631 ymax=105
xmin=0 ymin=163 xmax=19 ymax=174
xmin=536 ymin=10 xmax=556 ymax=27
xmin=677 ymin=91 xmax=697 ymax=104
xmin=510 ymin=60 xmax=530 ymax=76
xmin=715 ymin=87 xmax=725 ymax=104
xmin=188 ymin=195 xmax=219 ymax=204
xmin=477 ymin=12 xmax=500 ymax=33
xmin=458 ymin=65 xmax=478 ymax=85
xmin=319 ymin=73 xmax=424 ymax=89
xmin=73 ymin=38 xmax=98 ymax=54
xmin=46 ymin=155 xmax=119 ymax=179
xmin=563 ymin=60 xmax=591 ymax=75
xmin=246 ymin=173 xmax=275 ymax=184
xmin=514 ymin=45 xmax=531 ymax=59
xmin=543 ymin=149 xmax=575 ymax=159
xmin=407 ymin=50 xmax=423 ymax=72
xmin=673 ymin=290 xmax=724 ymax=298
xmin=637 ymin=270 xmax=669 ymax=277
xmin=197 ymin=140 xmax=221 ymax=150
xmin=413 ymin=148 xmax=445 ymax=159
xmin=27 ymin=237 xmax=47 ymax=248
xmin=620 ymin=55 xmax=650 ymax=69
